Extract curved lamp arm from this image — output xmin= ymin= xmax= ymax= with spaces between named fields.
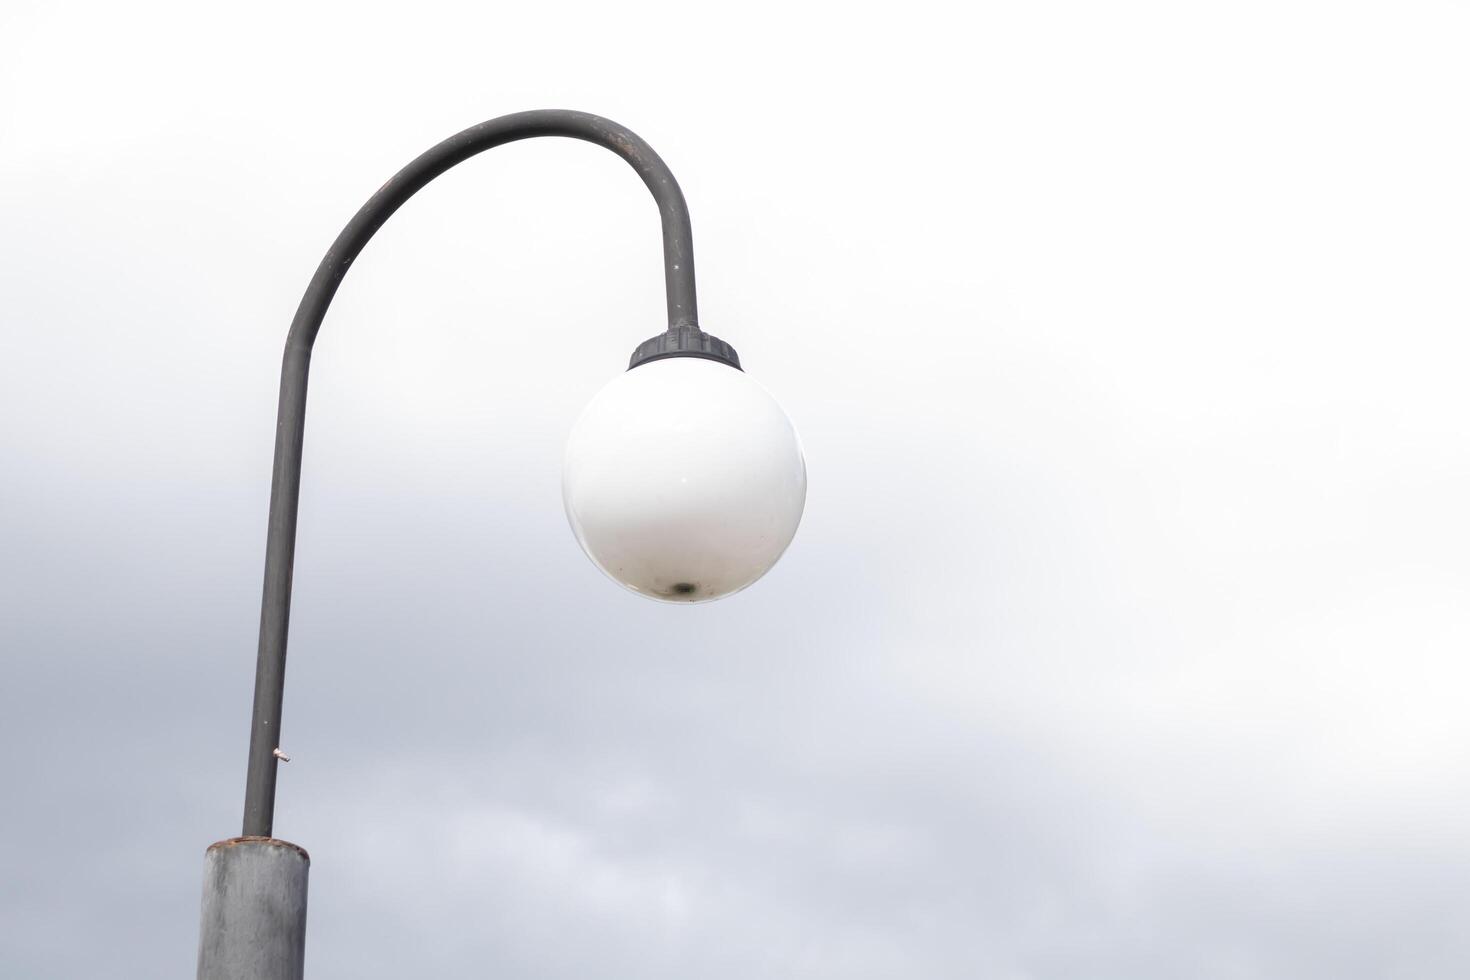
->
xmin=244 ymin=110 xmax=700 ymax=837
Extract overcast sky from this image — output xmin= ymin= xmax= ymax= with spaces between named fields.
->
xmin=3 ymin=1 xmax=1469 ymax=977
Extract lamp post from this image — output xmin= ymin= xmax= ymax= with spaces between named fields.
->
xmin=197 ymin=110 xmax=806 ymax=980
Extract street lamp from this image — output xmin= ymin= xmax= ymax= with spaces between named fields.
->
xmin=197 ymin=110 xmax=806 ymax=980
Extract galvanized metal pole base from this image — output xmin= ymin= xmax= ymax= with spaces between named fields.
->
xmin=198 ymin=837 xmax=309 ymax=980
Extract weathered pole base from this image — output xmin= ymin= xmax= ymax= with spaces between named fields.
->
xmin=197 ymin=837 xmax=310 ymax=980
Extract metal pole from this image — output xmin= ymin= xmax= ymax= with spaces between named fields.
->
xmin=240 ymin=110 xmax=699 ymax=837
xmin=198 ymin=838 xmax=310 ymax=980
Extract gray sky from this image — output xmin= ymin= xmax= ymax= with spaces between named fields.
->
xmin=3 ymin=1 xmax=1469 ymax=977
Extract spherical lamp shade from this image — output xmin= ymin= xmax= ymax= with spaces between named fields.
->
xmin=563 ymin=356 xmax=806 ymax=602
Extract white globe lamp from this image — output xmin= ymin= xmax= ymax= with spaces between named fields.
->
xmin=564 ymin=330 xmax=806 ymax=602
